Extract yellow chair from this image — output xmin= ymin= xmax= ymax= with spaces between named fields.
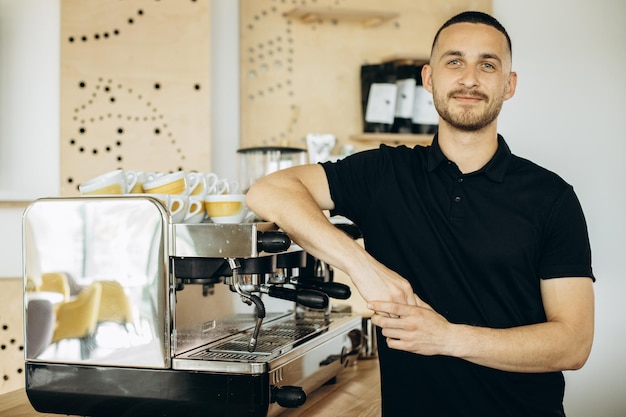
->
xmin=96 ymin=280 xmax=133 ymax=329
xmin=51 ymin=282 xmax=102 ymax=359
xmin=40 ymin=272 xmax=71 ymax=302
xmin=25 ymin=276 xmax=39 ymax=292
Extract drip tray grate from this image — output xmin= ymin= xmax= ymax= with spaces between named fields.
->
xmin=189 ymin=321 xmax=323 ymax=361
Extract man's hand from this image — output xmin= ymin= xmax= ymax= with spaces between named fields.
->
xmin=368 ymin=293 xmax=454 ymax=355
xmin=348 ymin=258 xmax=418 ymax=309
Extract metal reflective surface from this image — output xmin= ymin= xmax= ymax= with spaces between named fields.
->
xmin=172 ymin=222 xmax=260 ymax=258
xmin=23 ymin=196 xmax=170 ymax=368
xmin=171 ymin=221 xmax=280 ymax=258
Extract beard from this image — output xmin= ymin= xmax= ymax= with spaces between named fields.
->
xmin=433 ymin=88 xmax=504 ymax=132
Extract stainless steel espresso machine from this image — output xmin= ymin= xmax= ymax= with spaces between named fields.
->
xmin=22 ymin=196 xmax=362 ymax=417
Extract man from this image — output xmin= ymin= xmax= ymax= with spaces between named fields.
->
xmin=246 ymin=11 xmax=594 ymax=417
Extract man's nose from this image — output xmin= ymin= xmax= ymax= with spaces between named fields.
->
xmin=458 ymin=67 xmax=479 ymax=88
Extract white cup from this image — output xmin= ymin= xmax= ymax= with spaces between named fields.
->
xmin=145 ymin=172 xmax=163 ymax=183
xmin=147 ymin=193 xmax=186 ymax=223
xmin=126 ymin=171 xmax=146 ymax=194
xmin=79 ymin=170 xmax=127 ymax=195
xmin=204 ymin=173 xmax=219 ymax=195
xmin=186 ymin=172 xmax=218 ymax=197
xmin=206 ymin=177 xmax=227 ymax=195
xmin=204 ymin=193 xmax=248 ymax=224
xmin=227 ymin=180 xmax=240 ymax=194
xmin=207 ymin=178 xmax=239 ymax=195
xmin=184 ymin=196 xmax=206 ymax=223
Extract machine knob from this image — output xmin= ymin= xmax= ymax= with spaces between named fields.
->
xmin=271 ymin=385 xmax=307 ymax=408
xmin=257 ymin=231 xmax=291 ymax=253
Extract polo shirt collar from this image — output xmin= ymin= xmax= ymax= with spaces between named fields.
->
xmin=426 ymin=133 xmax=512 ymax=182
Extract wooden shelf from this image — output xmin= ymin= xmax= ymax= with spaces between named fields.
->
xmin=350 ymin=133 xmax=433 ymax=146
xmin=379 ymin=55 xmax=429 ymax=66
xmin=0 ymin=200 xmax=31 ymax=208
xmin=283 ymin=7 xmax=398 ymax=27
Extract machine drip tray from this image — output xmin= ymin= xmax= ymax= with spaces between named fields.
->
xmin=191 ymin=321 xmax=323 ymax=360
xmin=173 ymin=312 xmax=359 ymax=374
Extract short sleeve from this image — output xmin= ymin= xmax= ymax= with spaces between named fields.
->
xmin=321 ymin=146 xmax=396 ymax=225
xmin=538 ymin=186 xmax=595 ymax=281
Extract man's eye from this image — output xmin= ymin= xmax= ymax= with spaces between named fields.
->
xmin=482 ymin=62 xmax=496 ymax=71
xmin=447 ymin=59 xmax=461 ymax=66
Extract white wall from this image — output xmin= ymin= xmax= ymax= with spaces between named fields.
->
xmin=1 ymin=0 xmax=625 ymax=415
xmin=493 ymin=2 xmax=626 ymax=415
xmin=0 ymin=0 xmax=60 ymax=201
xmin=0 ymin=0 xmax=60 ymax=279
xmin=209 ymin=0 xmax=240 ymax=180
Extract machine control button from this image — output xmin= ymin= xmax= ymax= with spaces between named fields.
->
xmin=271 ymin=385 xmax=307 ymax=408
xmin=257 ymin=231 xmax=291 ymax=253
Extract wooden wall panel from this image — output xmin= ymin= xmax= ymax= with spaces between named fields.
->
xmin=0 ymin=278 xmax=24 ymax=394
xmin=60 ymin=0 xmax=211 ymax=196
xmin=240 ymin=0 xmax=491 ymax=153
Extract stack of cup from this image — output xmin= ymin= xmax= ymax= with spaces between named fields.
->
xmin=200 ymin=174 xmax=247 ymax=224
xmin=141 ymin=171 xmax=189 ymax=223
xmin=79 ymin=170 xmax=205 ymax=224
xmin=180 ymin=171 xmax=247 ymax=224
xmin=186 ymin=171 xmax=247 ymax=224
xmin=79 ymin=169 xmax=249 ymax=224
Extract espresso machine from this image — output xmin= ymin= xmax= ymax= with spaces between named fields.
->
xmin=22 ymin=196 xmax=362 ymax=417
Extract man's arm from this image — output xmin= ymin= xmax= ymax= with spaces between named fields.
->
xmin=369 ymin=276 xmax=594 ymax=372
xmin=246 ymin=164 xmax=417 ymax=306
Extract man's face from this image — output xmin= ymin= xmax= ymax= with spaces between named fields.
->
xmin=423 ymin=22 xmax=517 ymax=132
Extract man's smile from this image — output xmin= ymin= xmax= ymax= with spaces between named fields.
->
xmin=450 ymin=90 xmax=488 ymax=104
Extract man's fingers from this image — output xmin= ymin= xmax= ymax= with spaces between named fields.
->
xmin=368 ymin=300 xmax=408 ymax=317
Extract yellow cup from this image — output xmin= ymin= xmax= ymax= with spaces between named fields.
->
xmin=143 ymin=171 xmax=186 ymax=195
xmin=79 ymin=170 xmax=126 ymax=195
xmin=204 ymin=194 xmax=247 ymax=224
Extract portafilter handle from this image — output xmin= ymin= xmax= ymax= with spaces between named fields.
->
xmin=257 ymin=231 xmax=291 ymax=253
xmin=264 ymin=286 xmax=329 ymax=310
xmin=297 ymin=279 xmax=351 ymax=300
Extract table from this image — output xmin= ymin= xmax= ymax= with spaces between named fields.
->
xmin=0 ymin=359 xmax=381 ymax=417
xmin=25 ymin=291 xmax=64 ymax=305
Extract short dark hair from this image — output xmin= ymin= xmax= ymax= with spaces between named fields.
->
xmin=431 ymin=11 xmax=512 ymax=57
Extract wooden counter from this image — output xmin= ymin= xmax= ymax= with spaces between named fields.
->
xmin=0 ymin=359 xmax=381 ymax=417
xmin=280 ymin=358 xmax=381 ymax=417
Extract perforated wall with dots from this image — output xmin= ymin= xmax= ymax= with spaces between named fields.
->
xmin=0 ymin=279 xmax=25 ymax=394
xmin=60 ymin=0 xmax=211 ymax=196
xmin=239 ymin=0 xmax=491 ymax=152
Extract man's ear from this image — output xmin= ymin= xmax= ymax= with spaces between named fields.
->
xmin=422 ymin=64 xmax=433 ymax=94
xmin=504 ymin=71 xmax=518 ymax=101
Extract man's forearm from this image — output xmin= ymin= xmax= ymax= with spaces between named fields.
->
xmin=452 ymin=277 xmax=594 ymax=373
xmin=372 ymin=277 xmax=594 ymax=373
xmin=246 ymin=166 xmax=417 ymax=305
xmin=246 ymin=166 xmax=365 ymax=279
xmin=448 ymin=320 xmax=591 ymax=373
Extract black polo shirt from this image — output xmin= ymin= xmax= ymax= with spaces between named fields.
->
xmin=322 ymin=134 xmax=594 ymax=417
